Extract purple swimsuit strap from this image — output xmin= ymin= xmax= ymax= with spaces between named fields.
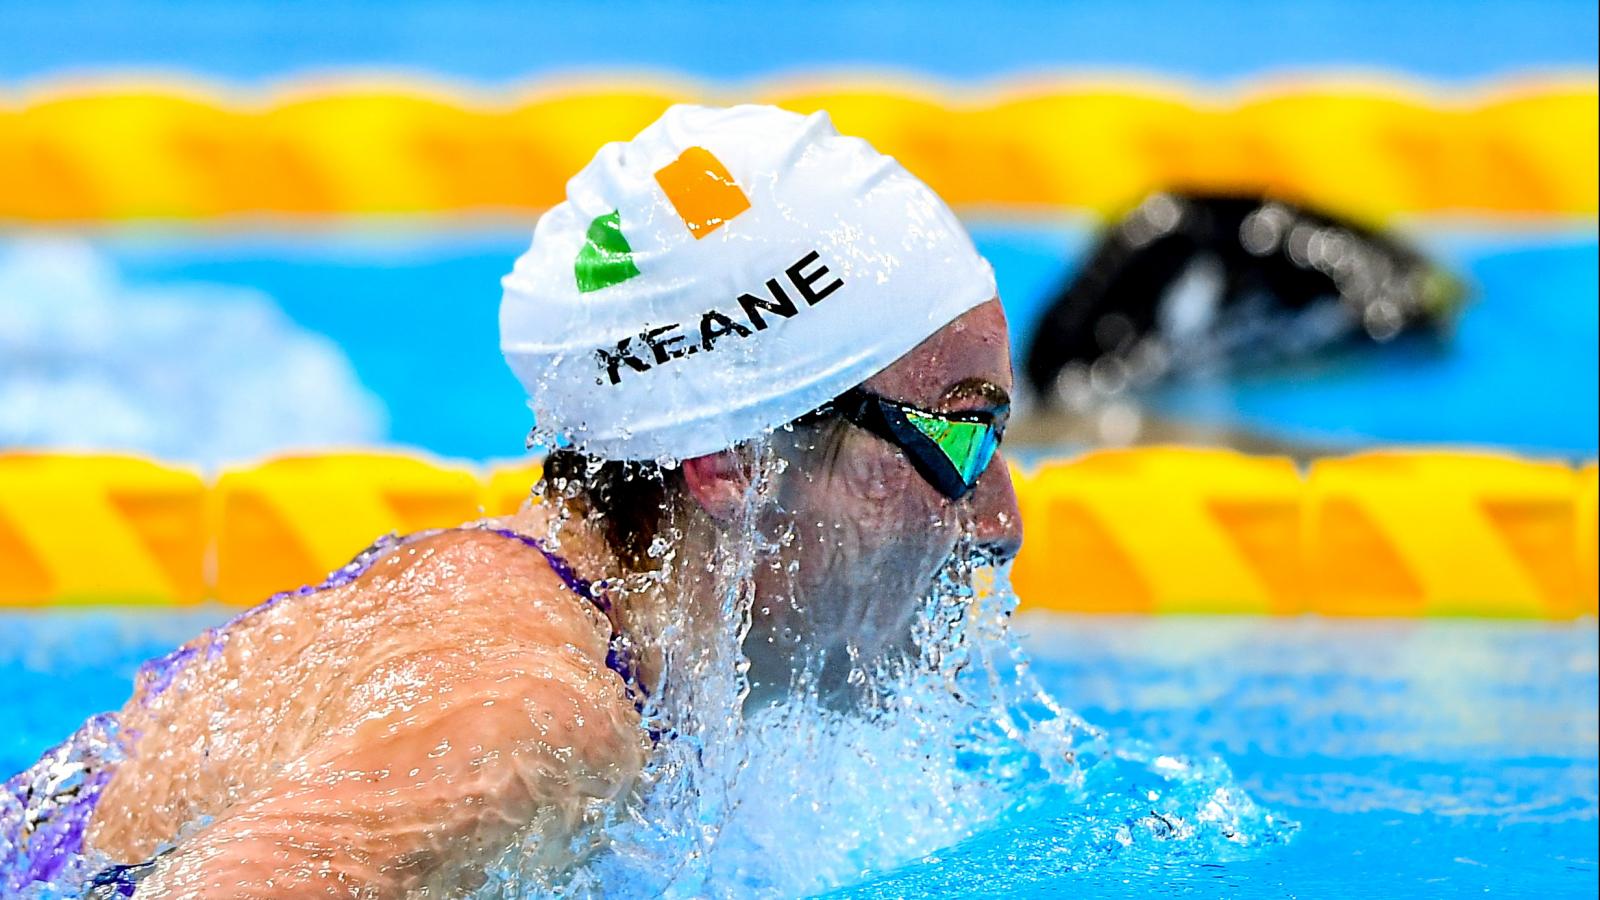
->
xmin=484 ymin=528 xmax=609 ymax=612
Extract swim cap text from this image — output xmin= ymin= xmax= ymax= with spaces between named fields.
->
xmin=595 ymin=250 xmax=844 ymax=386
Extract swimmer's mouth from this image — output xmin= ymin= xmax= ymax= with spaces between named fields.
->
xmin=942 ymin=536 xmax=1005 ymax=574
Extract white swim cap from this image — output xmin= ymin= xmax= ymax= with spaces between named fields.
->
xmin=500 ymin=103 xmax=996 ymax=461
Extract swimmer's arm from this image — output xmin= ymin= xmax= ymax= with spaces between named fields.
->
xmin=133 ymin=649 xmax=644 ymax=898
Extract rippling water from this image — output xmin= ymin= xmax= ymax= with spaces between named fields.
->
xmin=3 ymin=602 xmax=1592 ymax=896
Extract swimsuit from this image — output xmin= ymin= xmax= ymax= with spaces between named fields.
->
xmin=1 ymin=526 xmax=625 ymax=897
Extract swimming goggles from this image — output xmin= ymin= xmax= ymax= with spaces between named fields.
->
xmin=808 ymin=386 xmax=1008 ymax=501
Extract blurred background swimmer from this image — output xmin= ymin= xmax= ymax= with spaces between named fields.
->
xmin=5 ymin=104 xmax=1029 ymax=897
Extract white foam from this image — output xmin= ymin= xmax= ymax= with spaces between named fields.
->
xmin=0 ymin=236 xmax=386 ymax=466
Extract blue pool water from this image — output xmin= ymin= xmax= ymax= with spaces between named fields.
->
xmin=4 ymin=0 xmax=1594 ymax=84
xmin=3 ymin=610 xmax=1594 ymax=897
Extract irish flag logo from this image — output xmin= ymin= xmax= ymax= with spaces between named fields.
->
xmin=574 ymin=146 xmax=752 ymax=293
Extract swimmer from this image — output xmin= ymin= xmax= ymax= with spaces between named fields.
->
xmin=1 ymin=104 xmax=1023 ymax=897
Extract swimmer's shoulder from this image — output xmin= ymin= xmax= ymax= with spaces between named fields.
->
xmin=323 ymin=529 xmax=644 ymax=763
xmin=331 ymin=525 xmax=615 ymax=661
xmin=127 ymin=524 xmax=619 ymax=727
xmin=280 ymin=525 xmax=641 ymax=764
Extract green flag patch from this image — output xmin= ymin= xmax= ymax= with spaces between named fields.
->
xmin=575 ymin=211 xmax=640 ymax=293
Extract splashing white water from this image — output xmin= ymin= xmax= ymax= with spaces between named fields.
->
xmin=475 ymin=452 xmax=1293 ymax=898
xmin=0 ymin=236 xmax=386 ymax=464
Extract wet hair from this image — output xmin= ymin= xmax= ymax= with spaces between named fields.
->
xmin=541 ymin=451 xmax=681 ymax=573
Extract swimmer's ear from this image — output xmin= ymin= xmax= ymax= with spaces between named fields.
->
xmin=681 ymin=450 xmax=754 ymax=524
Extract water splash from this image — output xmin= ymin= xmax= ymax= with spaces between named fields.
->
xmin=0 ymin=236 xmax=386 ymax=466
xmin=0 ymin=716 xmax=124 ymax=897
xmin=472 ymin=451 xmax=1294 ymax=897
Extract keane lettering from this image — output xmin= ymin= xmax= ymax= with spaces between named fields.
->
xmin=594 ymin=249 xmax=846 ymax=386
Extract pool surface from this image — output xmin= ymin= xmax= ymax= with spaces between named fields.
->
xmin=3 ymin=610 xmax=1596 ymax=897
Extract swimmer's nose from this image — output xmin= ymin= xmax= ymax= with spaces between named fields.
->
xmin=970 ymin=450 xmax=1023 ymax=563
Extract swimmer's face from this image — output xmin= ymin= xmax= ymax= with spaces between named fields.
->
xmin=749 ymin=298 xmax=1022 ymax=697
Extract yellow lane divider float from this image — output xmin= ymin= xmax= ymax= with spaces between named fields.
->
xmin=0 ymin=454 xmax=207 ymax=605
xmin=1 ymin=76 xmax=1595 ymax=222
xmin=0 ymin=448 xmax=1595 ymax=618
xmin=213 ymin=453 xmax=482 ymax=606
xmin=1304 ymin=453 xmax=1584 ymax=618
xmin=1579 ymin=463 xmax=1598 ymax=615
xmin=1011 ymin=449 xmax=1304 ymax=615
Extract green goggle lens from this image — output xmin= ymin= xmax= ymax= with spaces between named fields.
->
xmin=812 ymin=387 xmax=1007 ymax=501
xmin=903 ymin=409 xmax=1001 ymax=487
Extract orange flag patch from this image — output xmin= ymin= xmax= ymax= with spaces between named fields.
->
xmin=654 ymin=146 xmax=752 ymax=239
